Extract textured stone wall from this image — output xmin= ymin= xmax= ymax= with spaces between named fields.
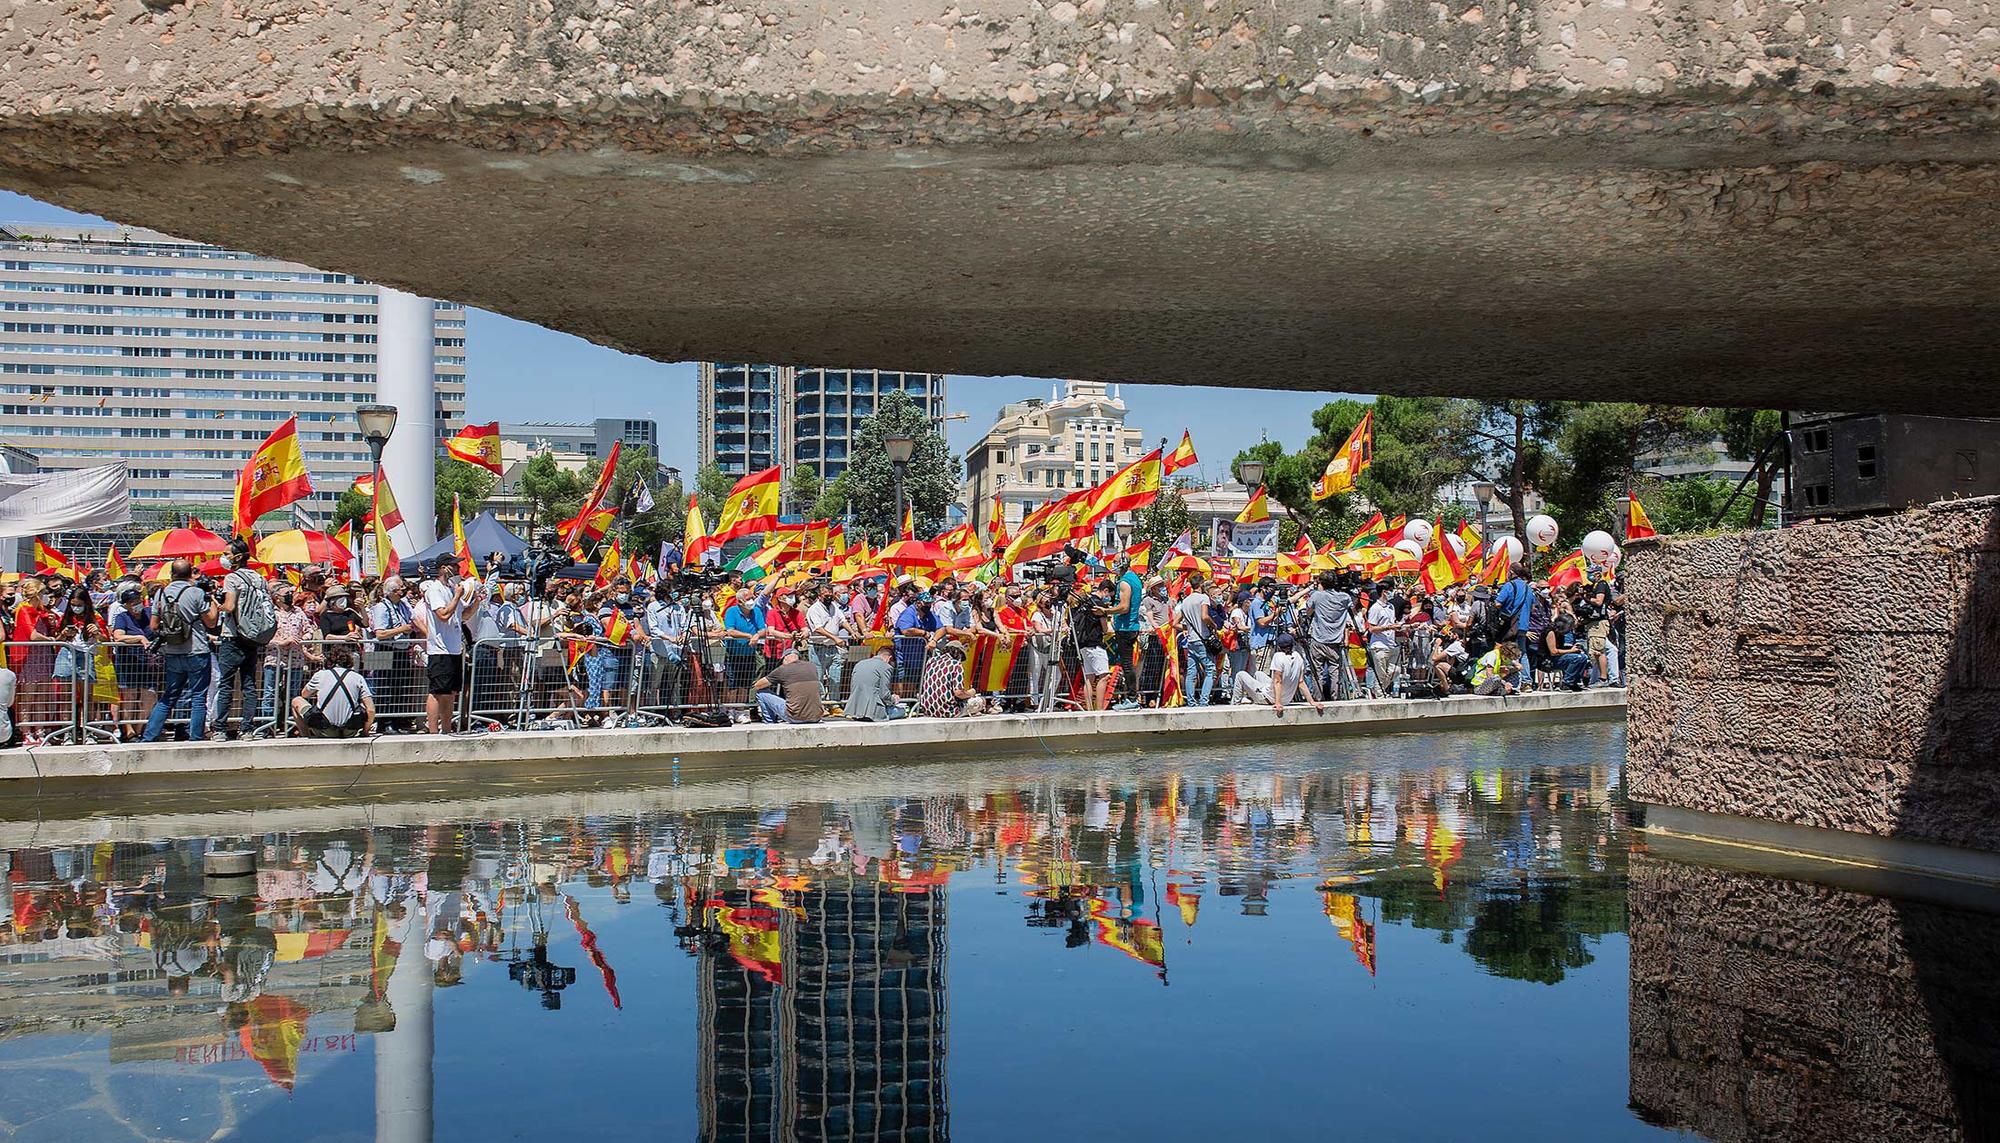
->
xmin=1626 ymin=497 xmax=2000 ymax=852
xmin=1628 ymin=855 xmax=2000 ymax=1141
xmin=4 ymin=2 xmax=2000 ymax=405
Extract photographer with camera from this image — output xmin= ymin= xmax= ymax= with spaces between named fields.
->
xmin=1303 ymin=570 xmax=1358 ymax=701
xmin=141 ymin=559 xmax=218 ymax=742
xmin=208 ymin=538 xmax=276 ymax=741
xmin=643 ymin=581 xmax=692 ymax=714
xmin=417 ymin=557 xmax=482 ymax=733
xmin=1175 ymin=580 xmax=1221 ymax=706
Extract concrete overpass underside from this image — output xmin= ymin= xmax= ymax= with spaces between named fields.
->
xmin=5 ymin=1 xmax=2000 ymax=410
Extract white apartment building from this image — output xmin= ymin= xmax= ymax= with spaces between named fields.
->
xmin=0 ymin=223 xmax=466 ymax=518
xmin=962 ymin=380 xmax=1149 ymax=546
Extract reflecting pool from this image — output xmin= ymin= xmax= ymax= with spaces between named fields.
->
xmin=0 ymin=724 xmax=1993 ymax=1142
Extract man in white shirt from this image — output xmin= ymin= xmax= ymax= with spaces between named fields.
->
xmin=1230 ymin=633 xmax=1322 ymax=712
xmin=1175 ymin=584 xmax=1219 ymax=706
xmin=805 ymin=583 xmax=853 ymax=702
xmin=1365 ymin=587 xmax=1402 ymax=698
xmin=418 ymin=558 xmax=480 ymax=733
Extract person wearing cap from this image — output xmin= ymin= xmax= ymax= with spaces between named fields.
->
xmin=1230 ymin=632 xmax=1322 ymax=713
xmin=107 ymin=582 xmax=154 ymax=741
xmin=895 ymin=594 xmax=941 ymax=686
xmin=913 ymin=636 xmax=975 ymax=718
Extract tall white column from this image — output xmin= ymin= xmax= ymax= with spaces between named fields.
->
xmin=375 ymin=907 xmax=435 ymax=1143
xmin=378 ymin=287 xmax=437 ymax=551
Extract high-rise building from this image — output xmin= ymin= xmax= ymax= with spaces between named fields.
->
xmin=498 ymin=417 xmax=658 ymax=461
xmin=698 ymin=363 xmax=948 ymax=482
xmin=962 ymin=380 xmax=1147 ymax=545
xmin=0 ymin=223 xmax=466 ymax=515
xmin=698 ymin=881 xmax=949 ymax=1143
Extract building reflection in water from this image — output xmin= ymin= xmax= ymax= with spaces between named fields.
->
xmin=0 ymin=750 xmax=1643 ymax=1139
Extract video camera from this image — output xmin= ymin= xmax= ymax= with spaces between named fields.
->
xmin=1013 ymin=558 xmax=1077 ymax=587
xmin=675 ymin=566 xmax=734 ymax=591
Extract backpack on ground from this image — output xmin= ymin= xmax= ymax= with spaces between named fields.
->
xmin=230 ymin=569 xmax=278 ymax=645
xmin=156 ymin=582 xmax=197 ymax=647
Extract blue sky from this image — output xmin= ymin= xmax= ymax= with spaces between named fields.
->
xmin=3 ymin=191 xmax=1345 ymax=479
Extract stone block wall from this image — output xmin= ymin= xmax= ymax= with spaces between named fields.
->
xmin=1626 ymin=496 xmax=2000 ymax=853
xmin=1628 ymin=855 xmax=2000 ymax=1142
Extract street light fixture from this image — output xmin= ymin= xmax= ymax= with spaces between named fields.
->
xmin=1472 ymin=478 xmax=1496 ymax=539
xmin=885 ymin=433 xmax=916 ymax=536
xmin=1236 ymin=457 xmax=1266 ymax=489
xmin=354 ymin=404 xmax=398 ymax=470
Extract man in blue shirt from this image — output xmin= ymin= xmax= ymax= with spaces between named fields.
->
xmin=1494 ymin=562 xmax=1533 ymax=688
xmin=1108 ymin=553 xmax=1146 ymax=710
xmin=643 ymin=582 xmax=691 ymax=711
xmin=721 ymin=588 xmax=765 ymax=690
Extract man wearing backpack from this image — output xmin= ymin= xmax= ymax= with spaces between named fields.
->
xmin=141 ymin=559 xmax=218 ymax=743
xmin=1493 ymin=562 xmax=1534 ymax=690
xmin=211 ymin=538 xmax=276 ymax=741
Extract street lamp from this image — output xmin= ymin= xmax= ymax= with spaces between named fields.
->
xmin=885 ymin=433 xmax=915 ymax=536
xmin=1472 ymin=478 xmax=1496 ymax=539
xmin=355 ymin=404 xmax=398 ymax=472
xmin=1236 ymin=457 xmax=1265 ymax=489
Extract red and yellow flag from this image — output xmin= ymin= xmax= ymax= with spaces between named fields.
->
xmin=987 ymin=489 xmax=1010 ymax=550
xmin=1626 ymin=495 xmax=1658 ymax=541
xmin=714 ymin=465 xmax=781 ymax=544
xmin=899 ymin=503 xmax=915 ymax=541
xmin=370 ymin=465 xmax=402 ymax=578
xmin=559 ymin=441 xmax=623 ymax=550
xmin=604 ymin=608 xmax=633 ymax=647
xmin=684 ymin=494 xmax=716 ymax=564
xmin=104 ymin=544 xmax=127 ymax=580
xmin=233 ymin=415 xmax=313 ymax=537
xmin=451 ymin=493 xmax=475 ymax=577
xmin=1235 ymin=486 xmax=1270 ymax=525
xmin=331 ymin=520 xmax=355 ymax=578
xmin=1125 ymin=541 xmax=1152 ymax=574
xmin=33 ymin=538 xmax=79 ymax=578
xmin=593 ymin=537 xmax=622 ymax=590
xmin=350 ymin=471 xmax=375 ymax=499
xmin=1343 ymin=512 xmax=1387 ymax=550
xmin=1164 ymin=430 xmax=1198 ymax=475
xmin=1087 ymin=448 xmax=1163 ymax=524
xmin=444 ymin=421 xmax=503 ymax=475
xmin=1547 ymin=549 xmax=1589 ymax=589
xmin=1312 ymin=410 xmax=1372 ymax=500
xmin=1419 ymin=517 xmax=1466 ymax=592
xmin=1002 ymin=488 xmax=1091 ymax=567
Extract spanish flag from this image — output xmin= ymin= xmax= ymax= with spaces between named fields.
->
xmin=1547 ymin=549 xmax=1589 ymax=588
xmin=1343 ymin=512 xmax=1387 ymax=550
xmin=1235 ymin=486 xmax=1270 ymax=524
xmin=593 ymin=537 xmax=621 ymax=590
xmin=1125 ymin=541 xmax=1152 ymax=574
xmin=559 ymin=441 xmax=622 ymax=549
xmin=899 ymin=503 xmax=915 ymax=541
xmin=1087 ymin=448 xmax=1163 ymax=524
xmin=451 ymin=493 xmax=475 ymax=577
xmin=1420 ymin=518 xmax=1466 ymax=592
xmin=683 ymin=494 xmax=717 ymax=564
xmin=350 ymin=471 xmax=375 ymax=499
xmin=604 ymin=608 xmax=632 ymax=647
xmin=371 ymin=465 xmax=403 ymax=578
xmin=233 ymin=415 xmax=313 ymax=537
xmin=33 ymin=538 xmax=79 ymax=578
xmin=987 ymin=489 xmax=1010 ymax=549
xmin=444 ymin=421 xmax=503 ymax=475
xmin=104 ymin=544 xmax=127 ymax=580
xmin=1312 ymin=410 xmax=1372 ymax=500
xmin=1002 ymin=489 xmax=1090 ymax=567
xmin=714 ymin=465 xmax=781 ymax=544
xmin=1626 ymin=495 xmax=1658 ymax=541
xmin=1164 ymin=430 xmax=1198 ymax=475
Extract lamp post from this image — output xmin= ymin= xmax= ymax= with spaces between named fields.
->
xmin=885 ymin=433 xmax=915 ymax=537
xmin=356 ymin=404 xmax=399 ymax=474
xmin=1473 ymin=479 xmax=1496 ymax=540
xmin=1235 ymin=457 xmax=1265 ymax=490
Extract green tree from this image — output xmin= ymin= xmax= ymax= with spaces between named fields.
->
xmin=1704 ymin=408 xmax=1786 ymax=527
xmin=434 ymin=458 xmax=497 ymax=534
xmin=1131 ymin=482 xmax=1194 ymax=555
xmin=786 ymin=466 xmax=824 ymax=519
xmin=845 ymin=390 xmax=961 ymax=542
xmin=695 ymin=465 xmax=736 ymax=533
xmin=605 ymin=446 xmax=679 ymax=554
xmin=1540 ymin=403 xmax=1710 ymax=538
xmin=814 ymin=470 xmax=854 ymax=523
xmin=1637 ymin=476 xmax=1754 ymax=535
xmin=332 ymin=489 xmax=371 ymax=531
xmin=518 ymin=452 xmax=585 ymax=532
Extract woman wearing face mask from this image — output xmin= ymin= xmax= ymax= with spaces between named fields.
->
xmin=52 ymin=585 xmax=109 ymax=732
xmin=10 ymin=579 xmax=59 ymax=739
xmin=108 ymin=584 xmax=155 ymax=741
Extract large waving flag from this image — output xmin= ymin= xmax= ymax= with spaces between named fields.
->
xmin=444 ymin=421 xmax=503 ymax=475
xmin=1164 ymin=431 xmax=1198 ymax=475
xmin=1312 ymin=410 xmax=1373 ymax=501
xmin=451 ymin=493 xmax=475 ymax=577
xmin=1087 ymin=448 xmax=1163 ymax=525
xmin=1547 ymin=549 xmax=1589 ymax=588
xmin=1626 ymin=495 xmax=1658 ymax=541
xmin=714 ymin=465 xmax=781 ymax=544
xmin=1001 ymin=489 xmax=1090 ymax=568
xmin=233 ymin=415 xmax=313 ymax=537
xmin=559 ymin=441 xmax=623 ymax=550
xmin=370 ymin=465 xmax=403 ymax=578
xmin=684 ymin=494 xmax=717 ymax=564
xmin=1419 ymin=517 xmax=1465 ymax=592
xmin=33 ymin=537 xmax=80 ymax=578
xmin=104 ymin=544 xmax=127 ymax=580
xmin=1235 ymin=486 xmax=1270 ymax=525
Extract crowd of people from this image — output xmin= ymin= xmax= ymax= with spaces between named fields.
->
xmin=0 ymin=539 xmax=1623 ymax=747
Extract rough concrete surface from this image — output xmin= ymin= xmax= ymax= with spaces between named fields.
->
xmin=6 ymin=1 xmax=2000 ymax=408
xmin=1627 ymin=496 xmax=2000 ymax=853
xmin=1628 ymin=855 xmax=2000 ymax=1141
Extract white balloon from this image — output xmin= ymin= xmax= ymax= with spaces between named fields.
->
xmin=1581 ymin=530 xmax=1618 ymax=564
xmin=1444 ymin=533 xmax=1466 ymax=559
xmin=1490 ymin=535 xmax=1524 ymax=566
xmin=1393 ymin=538 xmax=1426 ymax=562
xmin=1402 ymin=519 xmax=1435 ymax=549
xmin=1525 ymin=514 xmax=1560 ymax=548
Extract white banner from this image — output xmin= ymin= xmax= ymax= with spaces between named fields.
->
xmin=1213 ymin=518 xmax=1279 ymax=560
xmin=0 ymin=464 xmax=131 ymax=538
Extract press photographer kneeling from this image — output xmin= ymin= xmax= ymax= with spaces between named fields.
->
xmin=290 ymin=644 xmax=376 ymax=739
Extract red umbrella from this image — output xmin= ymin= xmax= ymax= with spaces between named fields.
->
xmin=876 ymin=539 xmax=948 ymax=567
xmin=129 ymin=521 xmax=228 ymax=560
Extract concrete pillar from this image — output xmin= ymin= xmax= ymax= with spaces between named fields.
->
xmin=378 ymin=287 xmax=437 ymax=551
xmin=375 ymin=908 xmax=434 ymax=1143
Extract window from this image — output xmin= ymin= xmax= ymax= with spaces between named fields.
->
xmin=1854 ymin=444 xmax=1877 ymax=481
xmin=993 ymin=450 xmax=1005 ymax=464
xmin=1802 ymin=482 xmax=1833 ymax=509
xmin=1801 ymin=427 xmax=1831 ymax=454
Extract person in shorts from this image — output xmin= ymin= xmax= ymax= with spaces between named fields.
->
xmin=291 ymin=645 xmax=375 ymax=738
xmin=419 ymin=559 xmax=477 ymax=733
